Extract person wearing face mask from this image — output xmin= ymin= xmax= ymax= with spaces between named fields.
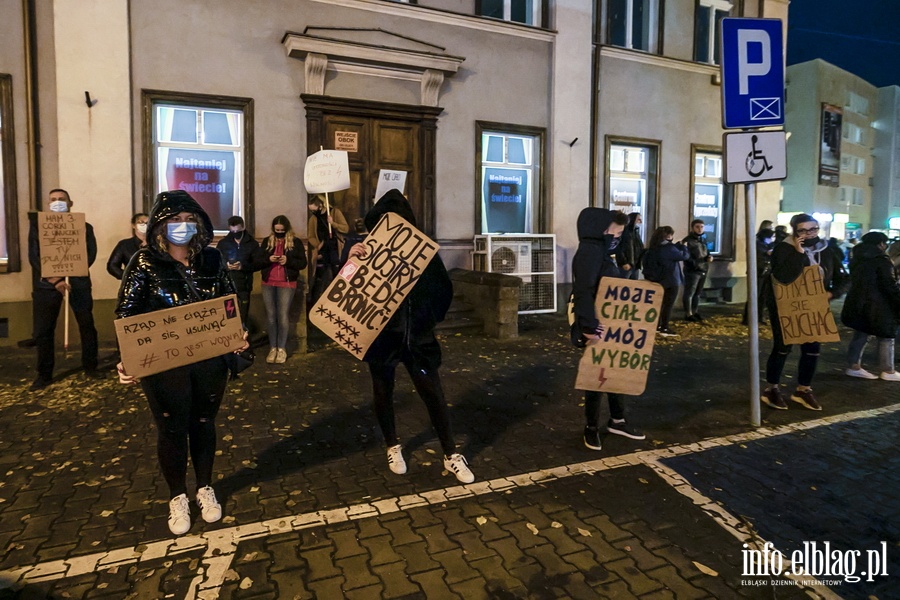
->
xmin=115 ymin=190 xmax=249 ymax=536
xmin=761 ymin=214 xmax=841 ymax=411
xmin=615 ymin=212 xmax=645 ymax=280
xmin=27 ymin=188 xmax=100 ymax=390
xmin=253 ymin=215 xmax=307 ymax=364
xmin=742 ymin=227 xmax=775 ymax=326
xmin=307 ymin=195 xmax=349 ymax=304
xmin=216 ymin=215 xmax=260 ymax=328
xmin=572 ymin=208 xmax=646 ymax=450
xmin=641 ymin=226 xmax=690 ymax=337
xmin=106 ymin=213 xmax=149 ymax=280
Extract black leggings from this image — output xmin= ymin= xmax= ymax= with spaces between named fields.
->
xmin=141 ymin=357 xmax=228 ymax=498
xmin=584 ymin=391 xmax=626 ymax=427
xmin=766 ymin=312 xmax=820 ymax=386
xmin=659 ymin=286 xmax=679 ymax=330
xmin=368 ymin=360 xmax=456 ymax=457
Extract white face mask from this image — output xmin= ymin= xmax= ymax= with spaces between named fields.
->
xmin=49 ymin=200 xmax=69 ymax=213
xmin=136 ymin=223 xmax=148 ymax=234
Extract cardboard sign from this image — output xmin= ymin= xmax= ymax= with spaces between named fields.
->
xmin=374 ymin=169 xmax=407 ymax=202
xmin=334 ymin=131 xmax=358 ymax=152
xmin=304 ymin=149 xmax=351 ymax=194
xmin=575 ymin=279 xmax=663 ymax=395
xmin=310 ymin=212 xmax=439 ymax=359
xmin=772 ymin=266 xmax=840 ymax=344
xmin=37 ymin=212 xmax=89 ymax=278
xmin=115 ymin=295 xmax=244 ymax=378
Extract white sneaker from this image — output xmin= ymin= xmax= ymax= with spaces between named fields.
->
xmin=196 ymin=486 xmax=222 ymax=523
xmin=266 ymin=348 xmax=277 ymax=364
xmin=443 ymin=453 xmax=474 ymax=484
xmin=168 ymin=493 xmax=191 ymax=535
xmin=880 ymin=371 xmax=900 ymax=382
xmin=386 ymin=444 xmax=407 ymax=475
xmin=275 ymin=348 xmax=287 ymax=364
xmin=846 ymin=367 xmax=878 ymax=379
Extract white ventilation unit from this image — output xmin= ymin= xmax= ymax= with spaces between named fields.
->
xmin=473 ymin=234 xmax=557 ymax=314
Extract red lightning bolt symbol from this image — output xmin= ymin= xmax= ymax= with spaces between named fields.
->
xmin=597 ymin=368 xmax=608 ymax=387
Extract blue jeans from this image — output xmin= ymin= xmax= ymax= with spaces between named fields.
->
xmin=848 ymin=330 xmax=895 ymax=374
xmin=262 ymin=285 xmax=294 ymax=349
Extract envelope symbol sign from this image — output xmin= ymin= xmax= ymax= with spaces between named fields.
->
xmin=750 ymin=97 xmax=781 ymax=120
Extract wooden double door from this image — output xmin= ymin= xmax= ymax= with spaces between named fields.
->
xmin=303 ymin=95 xmax=441 ymax=236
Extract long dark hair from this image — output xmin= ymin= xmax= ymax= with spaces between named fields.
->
xmin=648 ymin=226 xmax=674 ymax=249
xmin=265 ymin=215 xmax=296 ymax=251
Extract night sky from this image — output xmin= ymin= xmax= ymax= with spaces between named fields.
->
xmin=787 ymin=0 xmax=900 ymax=88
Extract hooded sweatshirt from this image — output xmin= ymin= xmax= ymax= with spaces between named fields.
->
xmin=841 ymin=240 xmax=900 ymax=338
xmin=116 ymin=191 xmax=235 ymax=318
xmin=572 ymin=208 xmax=622 ymax=334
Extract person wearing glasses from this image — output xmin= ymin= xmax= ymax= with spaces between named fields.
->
xmin=761 ymin=214 xmax=841 ymax=411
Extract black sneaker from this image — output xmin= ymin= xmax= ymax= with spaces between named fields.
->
xmin=84 ymin=369 xmax=105 ymax=380
xmin=790 ymin=389 xmax=822 ymax=411
xmin=657 ymin=328 xmax=678 ymax=337
xmin=583 ymin=427 xmax=602 ymax=451
xmin=693 ymin=313 xmax=704 ymax=322
xmin=29 ymin=377 xmax=51 ymax=391
xmin=607 ymin=419 xmax=646 ymax=440
xmin=761 ymin=387 xmax=788 ymax=410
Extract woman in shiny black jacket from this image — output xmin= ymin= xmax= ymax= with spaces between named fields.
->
xmin=116 ymin=191 xmax=248 ymax=536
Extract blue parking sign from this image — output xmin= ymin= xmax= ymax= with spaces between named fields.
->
xmin=720 ymin=18 xmax=784 ymax=129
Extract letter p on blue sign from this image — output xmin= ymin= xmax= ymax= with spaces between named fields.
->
xmin=720 ymin=18 xmax=784 ymax=129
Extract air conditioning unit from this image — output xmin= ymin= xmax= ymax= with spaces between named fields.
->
xmin=473 ymin=234 xmax=557 ymax=314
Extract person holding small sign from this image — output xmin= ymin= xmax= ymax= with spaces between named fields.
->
xmin=27 ymin=189 xmax=100 ymax=390
xmin=106 ymin=212 xmax=149 ymax=280
xmin=762 ymin=214 xmax=841 ymax=411
xmin=572 ymin=208 xmax=646 ymax=451
xmin=347 ymin=190 xmax=474 ymax=484
xmin=115 ymin=191 xmax=249 ymax=536
xmin=307 ymin=195 xmax=349 ymax=304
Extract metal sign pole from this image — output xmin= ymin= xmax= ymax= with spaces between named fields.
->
xmin=745 ymin=183 xmax=761 ymax=427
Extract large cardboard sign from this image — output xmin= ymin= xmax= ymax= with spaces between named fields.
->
xmin=115 ymin=295 xmax=244 ymax=378
xmin=310 ymin=213 xmax=439 ymax=359
xmin=772 ymin=266 xmax=840 ymax=344
xmin=38 ymin=212 xmax=89 ymax=278
xmin=575 ymin=279 xmax=663 ymax=395
xmin=304 ymin=149 xmax=351 ymax=194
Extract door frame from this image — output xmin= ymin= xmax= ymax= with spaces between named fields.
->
xmin=302 ymin=95 xmax=442 ymax=237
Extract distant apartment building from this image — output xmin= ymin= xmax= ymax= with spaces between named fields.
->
xmin=873 ymin=86 xmax=900 ymax=236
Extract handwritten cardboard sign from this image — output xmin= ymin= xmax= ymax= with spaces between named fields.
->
xmin=38 ymin=212 xmax=89 ymax=278
xmin=374 ymin=169 xmax=408 ymax=202
xmin=304 ymin=149 xmax=351 ymax=194
xmin=115 ymin=295 xmax=244 ymax=378
xmin=772 ymin=266 xmax=840 ymax=344
xmin=575 ymin=279 xmax=663 ymax=395
xmin=310 ymin=212 xmax=439 ymax=359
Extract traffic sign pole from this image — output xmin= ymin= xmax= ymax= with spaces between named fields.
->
xmin=745 ymin=183 xmax=761 ymax=427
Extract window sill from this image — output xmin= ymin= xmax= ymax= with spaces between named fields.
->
xmin=599 ymin=45 xmax=720 ymax=76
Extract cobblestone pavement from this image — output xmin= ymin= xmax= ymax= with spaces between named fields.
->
xmin=0 ymin=307 xmax=896 ymax=598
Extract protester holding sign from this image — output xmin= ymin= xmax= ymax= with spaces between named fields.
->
xmin=116 ymin=191 xmax=248 ymax=536
xmin=27 ymin=189 xmax=99 ymax=391
xmin=106 ymin=213 xmax=149 ymax=280
xmin=762 ymin=214 xmax=841 ymax=411
xmin=572 ymin=208 xmax=646 ymax=451
xmin=307 ymin=195 xmax=349 ymax=304
xmin=348 ymin=190 xmax=474 ymax=484
xmin=841 ymin=232 xmax=900 ymax=382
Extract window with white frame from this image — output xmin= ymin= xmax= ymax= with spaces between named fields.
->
xmin=144 ymin=91 xmax=253 ymax=234
xmin=855 ymin=157 xmax=866 ymax=175
xmin=477 ymin=124 xmax=543 ymax=234
xmin=0 ymin=74 xmax=19 ymax=272
xmin=691 ymin=149 xmax=734 ymax=256
xmin=841 ymin=186 xmax=864 ymax=206
xmin=607 ymin=141 xmax=658 ymax=236
xmin=608 ymin=0 xmax=661 ymax=53
xmin=694 ymin=0 xmax=734 ymax=64
xmin=843 ymin=123 xmax=863 ymax=144
xmin=478 ymin=0 xmax=543 ymax=26
xmin=846 ymin=91 xmax=869 ymax=116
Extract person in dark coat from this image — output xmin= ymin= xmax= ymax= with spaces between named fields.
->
xmin=681 ymin=220 xmax=714 ymax=322
xmin=346 ymin=189 xmax=474 ymax=484
xmin=28 ymin=188 xmax=100 ymax=390
xmin=742 ymin=227 xmax=775 ymax=325
xmin=841 ymin=231 xmax=900 ymax=381
xmin=641 ymin=226 xmax=690 ymax=336
xmin=217 ymin=215 xmax=260 ymax=328
xmin=762 ymin=214 xmax=841 ymax=411
xmin=572 ymin=208 xmax=645 ymax=451
xmin=116 ymin=190 xmax=249 ymax=535
xmin=615 ymin=212 xmax=644 ymax=280
xmin=106 ymin=212 xmax=148 ymax=279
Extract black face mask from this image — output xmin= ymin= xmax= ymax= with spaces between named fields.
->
xmin=802 ymin=236 xmax=820 ymax=247
xmin=605 ymin=234 xmax=620 ymax=251
xmin=274 ymin=232 xmax=286 ymax=239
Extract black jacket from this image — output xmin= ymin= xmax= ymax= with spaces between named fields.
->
xmin=682 ymin=232 xmax=711 ymax=274
xmin=362 ymin=190 xmax=452 ymax=368
xmin=252 ymin=237 xmax=307 ymax=284
xmin=116 ymin=191 xmax=235 ymax=319
xmin=28 ymin=212 xmax=97 ymax=290
xmin=841 ymin=243 xmax=900 ymax=338
xmin=217 ymin=231 xmax=260 ymax=291
xmin=615 ymin=212 xmax=644 ymax=271
xmin=107 ymin=236 xmax=144 ymax=280
xmin=572 ymin=208 xmax=623 ymax=335
xmin=642 ymin=241 xmax=690 ymax=288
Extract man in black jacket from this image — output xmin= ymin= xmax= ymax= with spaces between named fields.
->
xmin=682 ymin=220 xmax=714 ymax=322
xmin=106 ymin=212 xmax=148 ymax=280
xmin=28 ymin=189 xmax=99 ymax=390
xmin=216 ymin=216 xmax=259 ymax=328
